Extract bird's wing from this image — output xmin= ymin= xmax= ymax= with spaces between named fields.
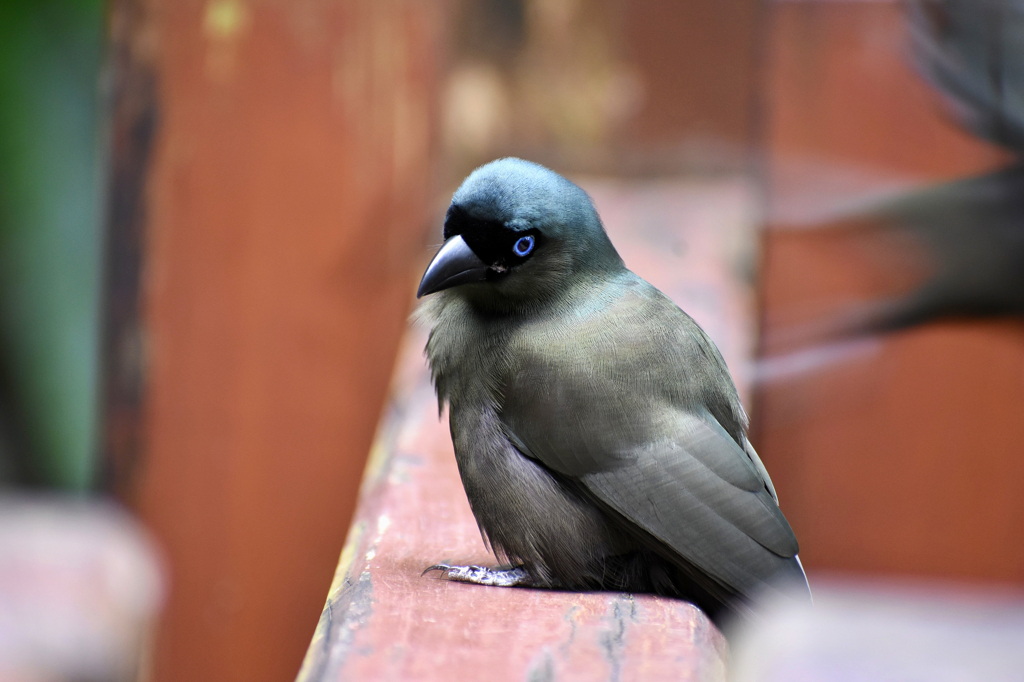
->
xmin=744 ymin=438 xmax=779 ymax=504
xmin=501 ymin=276 xmax=804 ymax=597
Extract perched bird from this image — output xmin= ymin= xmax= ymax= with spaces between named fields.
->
xmin=851 ymin=0 xmax=1024 ymax=332
xmin=767 ymin=0 xmax=1024 ymax=349
xmin=908 ymin=0 xmax=1024 ymax=152
xmin=418 ymin=158 xmax=809 ymax=625
xmin=765 ymin=164 xmax=1024 ymax=350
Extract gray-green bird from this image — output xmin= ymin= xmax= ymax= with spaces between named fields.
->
xmin=417 ymin=158 xmax=809 ymax=624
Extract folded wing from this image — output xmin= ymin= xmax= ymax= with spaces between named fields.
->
xmin=501 ymin=277 xmax=808 ymax=599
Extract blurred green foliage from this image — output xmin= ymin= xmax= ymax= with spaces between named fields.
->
xmin=0 ymin=0 xmax=105 ymax=490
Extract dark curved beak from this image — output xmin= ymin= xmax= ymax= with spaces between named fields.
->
xmin=417 ymin=235 xmax=490 ymax=298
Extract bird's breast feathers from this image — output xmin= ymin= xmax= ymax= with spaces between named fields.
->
xmin=423 ymin=272 xmax=743 ymax=434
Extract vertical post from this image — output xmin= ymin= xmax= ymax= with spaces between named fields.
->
xmin=101 ymin=1 xmax=442 ymax=680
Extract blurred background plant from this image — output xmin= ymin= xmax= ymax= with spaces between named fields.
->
xmin=0 ymin=0 xmax=105 ymax=491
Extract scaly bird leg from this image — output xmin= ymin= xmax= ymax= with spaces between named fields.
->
xmin=421 ymin=564 xmax=537 ymax=587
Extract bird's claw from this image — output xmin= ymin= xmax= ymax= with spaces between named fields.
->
xmin=421 ymin=563 xmax=534 ymax=587
xmin=421 ymin=564 xmax=452 ymax=577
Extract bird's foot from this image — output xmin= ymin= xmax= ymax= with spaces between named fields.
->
xmin=421 ymin=563 xmax=535 ymax=587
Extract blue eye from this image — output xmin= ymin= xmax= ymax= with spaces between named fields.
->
xmin=513 ymin=235 xmax=535 ymax=257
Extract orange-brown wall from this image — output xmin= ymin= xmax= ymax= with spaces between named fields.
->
xmin=755 ymin=1 xmax=1024 ymax=585
xmin=620 ymin=0 xmax=759 ymax=146
xmin=124 ymin=2 xmax=442 ymax=680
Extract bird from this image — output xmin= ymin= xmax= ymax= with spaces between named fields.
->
xmin=908 ymin=0 xmax=1024 ymax=153
xmin=764 ymin=163 xmax=1024 ymax=351
xmin=416 ymin=158 xmax=809 ymax=626
xmin=844 ymin=0 xmax=1024 ymax=334
xmin=766 ymin=0 xmax=1024 ymax=350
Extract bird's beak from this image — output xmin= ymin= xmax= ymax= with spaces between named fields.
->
xmin=417 ymin=235 xmax=490 ymax=298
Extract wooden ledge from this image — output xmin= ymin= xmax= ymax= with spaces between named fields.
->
xmin=297 ymin=330 xmax=727 ymax=681
xmin=297 ymin=177 xmax=761 ymax=681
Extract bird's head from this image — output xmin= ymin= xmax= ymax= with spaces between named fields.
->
xmin=417 ymin=158 xmax=623 ymax=310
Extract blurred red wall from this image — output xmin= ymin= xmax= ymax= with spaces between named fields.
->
xmin=121 ymin=2 xmax=442 ymax=681
xmin=755 ymin=1 xmax=1024 ymax=585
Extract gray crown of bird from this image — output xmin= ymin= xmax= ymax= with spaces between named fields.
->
xmin=417 ymin=158 xmax=809 ymax=626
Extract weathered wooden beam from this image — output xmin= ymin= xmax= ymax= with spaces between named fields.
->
xmin=101 ymin=2 xmax=444 ymax=680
